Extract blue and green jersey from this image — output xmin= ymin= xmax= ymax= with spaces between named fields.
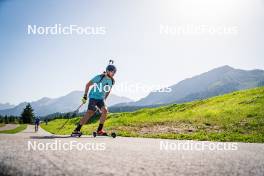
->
xmin=89 ymin=74 xmax=113 ymax=100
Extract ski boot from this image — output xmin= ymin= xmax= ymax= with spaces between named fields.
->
xmin=71 ymin=130 xmax=83 ymax=137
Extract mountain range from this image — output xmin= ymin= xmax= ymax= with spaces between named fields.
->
xmin=112 ymin=65 xmax=264 ymax=109
xmin=0 ymin=92 xmax=132 ymax=117
xmin=1 ymin=65 xmax=264 ymax=116
xmin=0 ymin=103 xmax=15 ymax=111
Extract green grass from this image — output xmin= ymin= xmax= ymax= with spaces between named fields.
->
xmin=0 ymin=123 xmax=5 ymax=127
xmin=41 ymin=86 xmax=264 ymax=143
xmin=0 ymin=124 xmax=27 ymax=134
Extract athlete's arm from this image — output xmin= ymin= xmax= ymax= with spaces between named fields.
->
xmin=84 ymin=81 xmax=93 ymax=96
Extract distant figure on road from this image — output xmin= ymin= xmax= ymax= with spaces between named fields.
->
xmin=35 ymin=117 xmax=40 ymax=132
xmin=44 ymin=118 xmax=48 ymax=125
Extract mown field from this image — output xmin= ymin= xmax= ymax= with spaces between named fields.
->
xmin=41 ymin=86 xmax=264 ymax=143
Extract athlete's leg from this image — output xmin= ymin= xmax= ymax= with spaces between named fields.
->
xmin=99 ymin=106 xmax=108 ymax=124
xmin=74 ymin=99 xmax=97 ymax=132
xmin=80 ymin=110 xmax=95 ymax=125
xmin=74 ymin=110 xmax=95 ymax=132
xmin=97 ymin=106 xmax=108 ymax=132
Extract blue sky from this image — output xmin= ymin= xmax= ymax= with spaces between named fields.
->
xmin=0 ymin=0 xmax=264 ymax=105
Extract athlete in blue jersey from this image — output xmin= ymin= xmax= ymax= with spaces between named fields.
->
xmin=72 ymin=61 xmax=117 ymax=136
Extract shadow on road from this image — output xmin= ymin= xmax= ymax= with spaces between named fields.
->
xmin=30 ymin=135 xmax=94 ymax=139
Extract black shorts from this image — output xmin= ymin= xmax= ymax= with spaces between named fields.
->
xmin=88 ymin=98 xmax=105 ymax=111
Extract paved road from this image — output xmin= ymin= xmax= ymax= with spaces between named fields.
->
xmin=0 ymin=124 xmax=18 ymax=131
xmin=0 ymin=125 xmax=263 ymax=176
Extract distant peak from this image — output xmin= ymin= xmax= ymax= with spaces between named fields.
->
xmin=67 ymin=90 xmax=82 ymax=95
xmin=39 ymin=97 xmax=51 ymax=101
xmin=218 ymin=65 xmax=234 ymax=70
xmin=36 ymin=97 xmax=52 ymax=103
xmin=209 ymin=65 xmax=235 ymax=73
xmin=0 ymin=102 xmax=11 ymax=105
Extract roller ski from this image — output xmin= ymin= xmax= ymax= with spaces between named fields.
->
xmin=92 ymin=130 xmax=116 ymax=138
xmin=71 ymin=130 xmax=83 ymax=137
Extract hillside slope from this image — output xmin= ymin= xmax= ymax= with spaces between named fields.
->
xmin=120 ymin=66 xmax=264 ymax=107
xmin=42 ymin=86 xmax=264 ymax=143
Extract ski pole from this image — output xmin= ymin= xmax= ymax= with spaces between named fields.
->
xmin=73 ymin=103 xmax=84 ymax=114
xmin=57 ymin=103 xmax=84 ymax=134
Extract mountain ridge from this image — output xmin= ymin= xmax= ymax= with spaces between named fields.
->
xmin=113 ymin=65 xmax=264 ymax=108
xmin=1 ymin=65 xmax=264 ymax=116
xmin=0 ymin=91 xmax=132 ymax=116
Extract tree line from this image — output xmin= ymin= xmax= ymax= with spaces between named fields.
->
xmin=0 ymin=103 xmax=36 ymax=124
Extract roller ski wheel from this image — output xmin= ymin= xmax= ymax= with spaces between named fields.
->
xmin=92 ymin=131 xmax=116 ymax=138
xmin=92 ymin=131 xmax=97 ymax=138
xmin=71 ymin=131 xmax=82 ymax=137
xmin=111 ymin=132 xmax=117 ymax=138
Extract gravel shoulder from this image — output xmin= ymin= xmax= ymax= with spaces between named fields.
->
xmin=0 ymin=124 xmax=18 ymax=131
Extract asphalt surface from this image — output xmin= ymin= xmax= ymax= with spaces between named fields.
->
xmin=0 ymin=125 xmax=263 ymax=176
